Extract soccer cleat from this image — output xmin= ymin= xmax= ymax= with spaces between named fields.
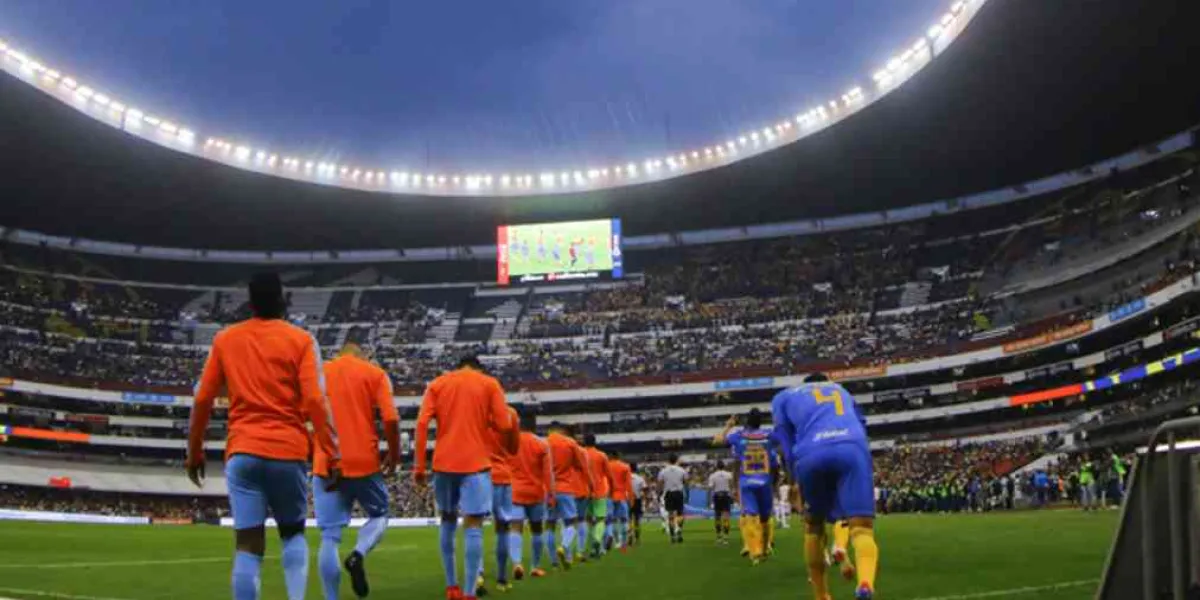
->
xmin=475 ymin=576 xmax=488 ymax=598
xmin=531 ymin=568 xmax=547 ymax=578
xmin=856 ymin=582 xmax=875 ymax=600
xmin=445 ymin=586 xmax=464 ymax=600
xmin=343 ymin=550 xmax=370 ymax=598
xmin=512 ymin=565 xmax=525 ymax=581
xmin=740 ymin=548 xmax=751 ymax=558
xmin=556 ymin=547 xmax=571 ymax=571
xmin=496 ymin=580 xmax=512 ymax=593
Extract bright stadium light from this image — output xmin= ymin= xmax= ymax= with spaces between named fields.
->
xmin=952 ymin=1 xmax=965 ymax=12
xmin=234 ymin=146 xmax=250 ymax=161
xmin=928 ymin=24 xmax=944 ymax=38
xmin=941 ymin=13 xmax=954 ymax=26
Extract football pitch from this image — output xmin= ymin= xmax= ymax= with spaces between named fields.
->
xmin=0 ymin=511 xmax=1116 ymax=600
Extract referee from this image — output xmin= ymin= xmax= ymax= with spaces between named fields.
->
xmin=630 ymin=465 xmax=647 ymax=546
xmin=657 ymin=454 xmax=689 ymax=544
xmin=708 ymin=462 xmax=734 ymax=545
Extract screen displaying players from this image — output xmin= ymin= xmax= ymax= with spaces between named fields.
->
xmin=496 ymin=218 xmax=623 ymax=285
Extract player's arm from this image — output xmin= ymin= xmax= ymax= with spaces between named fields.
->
xmin=376 ymin=371 xmax=401 ymax=475
xmin=187 ymin=339 xmax=224 ymax=486
xmin=579 ymin=446 xmax=595 ymax=495
xmin=542 ymin=442 xmax=555 ymax=504
xmin=603 ymin=456 xmax=615 ymax=493
xmin=770 ymin=393 xmax=795 ymax=466
xmin=713 ymin=414 xmax=738 ymax=445
xmin=413 ymin=381 xmax=437 ymax=482
xmin=300 ymin=335 xmax=341 ymax=486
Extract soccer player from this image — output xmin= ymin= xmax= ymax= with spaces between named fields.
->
xmin=478 ymin=405 xmax=520 ymax=595
xmin=715 ymin=409 xmax=777 ymax=565
xmin=187 ymin=273 xmax=341 ymax=600
xmin=629 ymin=465 xmax=647 ymax=546
xmin=776 ymin=479 xmax=792 ymax=529
xmin=571 ymin=432 xmax=595 ymax=562
xmin=508 ymin=409 xmax=553 ymax=580
xmin=657 ymin=454 xmax=689 ymax=543
xmin=607 ymin=452 xmax=634 ymax=552
xmin=312 ymin=342 xmax=400 ymax=600
xmin=773 ymin=373 xmax=879 ymax=600
xmin=582 ymin=434 xmax=613 ymax=558
xmin=414 ymin=355 xmax=519 ymax=600
xmin=546 ymin=423 xmax=591 ymax=569
xmin=707 ymin=462 xmax=734 ymax=545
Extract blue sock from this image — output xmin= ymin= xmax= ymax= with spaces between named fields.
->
xmin=547 ymin=529 xmax=559 ymax=565
xmin=439 ymin=521 xmax=458 ymax=588
xmin=281 ymin=534 xmax=309 ymax=600
xmin=605 ymin=522 xmax=614 ymax=545
xmin=576 ymin=522 xmax=587 ymax=554
xmin=232 ymin=551 xmax=262 ymax=600
xmin=561 ymin=524 xmax=576 ymax=561
xmin=496 ymin=527 xmax=509 ymax=582
xmin=318 ymin=529 xmax=342 ymax=600
xmin=355 ymin=516 xmax=387 ymax=557
xmin=464 ymin=528 xmax=484 ymax=594
xmin=508 ymin=531 xmax=523 ymax=570
xmin=530 ymin=532 xmax=543 ymax=567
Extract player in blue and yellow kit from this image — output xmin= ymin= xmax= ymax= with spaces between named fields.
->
xmin=772 ymin=373 xmax=879 ymax=600
xmin=714 ymin=408 xmax=778 ymax=565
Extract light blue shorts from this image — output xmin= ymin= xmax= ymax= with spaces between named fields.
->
xmin=225 ymin=454 xmax=308 ymax=530
xmin=313 ymin=473 xmax=389 ymax=529
xmin=512 ymin=503 xmax=547 ymax=523
xmin=611 ymin=501 xmax=630 ymax=520
xmin=553 ymin=493 xmax=578 ymax=521
xmin=492 ymin=484 xmax=516 ymax=523
xmin=434 ymin=471 xmax=493 ymax=517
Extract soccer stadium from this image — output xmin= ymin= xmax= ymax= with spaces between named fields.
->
xmin=0 ymin=1 xmax=1199 ymax=599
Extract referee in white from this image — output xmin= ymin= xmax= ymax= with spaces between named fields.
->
xmin=657 ymin=454 xmax=689 ymax=544
xmin=708 ymin=462 xmax=734 ymax=545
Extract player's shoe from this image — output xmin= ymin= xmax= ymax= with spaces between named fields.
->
xmin=604 ymin=536 xmax=615 ymax=552
xmin=445 ymin=586 xmax=464 ymax=600
xmin=512 ymin=565 xmax=525 ymax=581
xmin=740 ymin=547 xmax=751 ymax=558
xmin=531 ymin=568 xmax=547 ymax=578
xmin=343 ymin=550 xmax=370 ymax=598
xmin=855 ymin=582 xmax=875 ymax=600
xmin=475 ymin=576 xmax=488 ymax=598
xmin=496 ymin=580 xmax=512 ymax=593
xmin=555 ymin=547 xmax=571 ymax=571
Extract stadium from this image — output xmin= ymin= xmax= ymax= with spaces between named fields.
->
xmin=1 ymin=0 xmax=1199 ymax=599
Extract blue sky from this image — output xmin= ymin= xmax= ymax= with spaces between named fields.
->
xmin=0 ymin=0 xmax=947 ymax=172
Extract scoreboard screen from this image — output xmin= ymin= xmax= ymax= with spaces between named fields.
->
xmin=496 ymin=218 xmax=623 ymax=285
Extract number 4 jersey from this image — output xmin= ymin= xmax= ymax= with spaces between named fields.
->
xmin=726 ymin=428 xmax=778 ymax=489
xmin=771 ymin=382 xmax=868 ymax=459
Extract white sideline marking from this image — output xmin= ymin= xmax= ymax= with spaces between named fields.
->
xmin=908 ymin=579 xmax=1099 ymax=600
xmin=0 ymin=590 xmax=133 ymax=600
xmin=0 ymin=544 xmax=417 ymax=570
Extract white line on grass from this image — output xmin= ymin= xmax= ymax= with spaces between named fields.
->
xmin=0 ymin=589 xmax=134 ymax=600
xmin=908 ymin=579 xmax=1099 ymax=600
xmin=0 ymin=544 xmax=417 ymax=570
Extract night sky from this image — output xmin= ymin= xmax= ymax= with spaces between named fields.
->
xmin=0 ymin=0 xmax=949 ymax=172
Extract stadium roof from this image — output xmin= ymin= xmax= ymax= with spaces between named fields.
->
xmin=0 ymin=0 xmax=1198 ymax=251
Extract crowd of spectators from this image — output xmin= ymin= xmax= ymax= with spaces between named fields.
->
xmin=874 ymin=439 xmax=1045 ymax=513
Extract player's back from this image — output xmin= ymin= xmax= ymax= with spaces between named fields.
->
xmin=422 ymin=367 xmax=509 ymax=473
xmin=488 ymin=408 xmax=518 ymax=485
xmin=317 ymin=354 xmax=396 ymax=478
xmin=214 ymin=318 xmax=324 ymax=462
xmin=510 ymin=432 xmax=549 ymax=504
xmin=774 ymin=382 xmax=867 ymax=455
xmin=729 ymin=429 xmax=775 ymax=488
xmin=586 ymin=447 xmax=610 ymax=497
xmin=609 ymin=460 xmax=632 ymax=501
xmin=547 ymin=432 xmax=581 ymax=493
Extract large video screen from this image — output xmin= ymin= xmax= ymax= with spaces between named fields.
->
xmin=497 ymin=218 xmax=623 ymax=285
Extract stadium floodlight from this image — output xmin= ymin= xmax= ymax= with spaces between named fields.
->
xmin=60 ymin=77 xmax=77 ymax=89
xmin=451 ymin=175 xmax=461 ymax=185
xmin=44 ymin=69 xmax=60 ymax=80
xmin=144 ymin=115 xmax=161 ymax=126
xmin=234 ymin=146 xmax=250 ymax=161
xmin=951 ymin=1 xmax=965 ymax=13
xmin=483 ymin=175 xmax=493 ymax=186
xmin=914 ymin=38 xmax=929 ymax=51
xmin=255 ymin=150 xmax=266 ymax=162
xmin=436 ymin=175 xmax=446 ymax=185
xmin=738 ymin=136 xmax=747 ymax=146
xmin=160 ymin=121 xmax=178 ymax=134
xmin=267 ymin=154 xmax=278 ymax=166
xmin=887 ymin=58 xmax=903 ymax=71
xmin=92 ymin=94 xmax=109 ymax=106
xmin=901 ymin=48 xmax=915 ymax=62
xmin=305 ymin=161 xmax=314 ymax=171
xmin=601 ymin=168 xmax=609 ymax=176
xmin=27 ymin=61 xmax=43 ymax=72
xmin=928 ymin=24 xmax=944 ymax=38
xmin=941 ymin=13 xmax=954 ymax=26
xmin=178 ymin=129 xmax=195 ymax=145
xmin=109 ymin=102 xmax=125 ymax=113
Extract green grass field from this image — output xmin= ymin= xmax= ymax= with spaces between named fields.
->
xmin=0 ymin=511 xmax=1117 ymax=600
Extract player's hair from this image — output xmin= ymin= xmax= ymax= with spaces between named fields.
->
xmin=804 ymin=372 xmax=831 ymax=383
xmin=629 ymin=462 xmax=639 ymax=472
xmin=517 ymin=405 xmax=538 ymax=431
xmin=457 ymin=354 xmax=485 ymax=371
xmin=609 ymin=449 xmax=620 ymax=460
xmin=583 ymin=433 xmax=597 ymax=447
xmin=668 ymin=453 xmax=679 ymax=465
xmin=249 ymin=272 xmax=286 ymax=319
xmin=548 ymin=420 xmax=569 ymax=435
xmin=746 ymin=408 xmax=763 ymax=429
